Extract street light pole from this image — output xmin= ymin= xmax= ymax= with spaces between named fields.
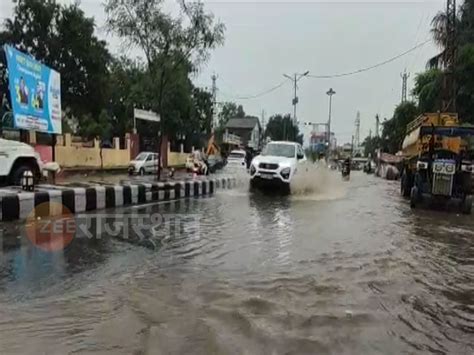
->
xmin=293 ymin=74 xmax=297 ymax=123
xmin=284 ymin=71 xmax=309 ymax=126
xmin=326 ymin=88 xmax=336 ymax=152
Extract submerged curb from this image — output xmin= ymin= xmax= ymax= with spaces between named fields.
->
xmin=0 ymin=177 xmax=236 ymax=222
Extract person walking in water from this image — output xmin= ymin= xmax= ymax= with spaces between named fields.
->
xmin=245 ymin=146 xmax=253 ymax=169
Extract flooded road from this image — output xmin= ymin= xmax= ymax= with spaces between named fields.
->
xmin=0 ymin=171 xmax=473 ymax=354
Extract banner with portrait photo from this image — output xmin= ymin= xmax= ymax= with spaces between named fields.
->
xmin=4 ymin=45 xmax=62 ymax=134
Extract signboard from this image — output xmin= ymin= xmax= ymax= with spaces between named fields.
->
xmin=4 ymin=45 xmax=62 ymax=134
xmin=134 ymin=108 xmax=160 ymax=122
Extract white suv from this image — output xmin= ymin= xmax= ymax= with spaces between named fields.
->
xmin=249 ymin=141 xmax=306 ymax=191
xmin=0 ymin=138 xmax=43 ymax=185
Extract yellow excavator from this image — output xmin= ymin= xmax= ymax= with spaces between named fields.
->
xmin=205 ymin=133 xmax=225 ymax=173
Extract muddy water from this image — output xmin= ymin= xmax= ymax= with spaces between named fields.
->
xmin=0 ymin=171 xmax=473 ymax=354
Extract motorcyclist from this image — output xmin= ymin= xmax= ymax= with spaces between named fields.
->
xmin=192 ymin=149 xmax=207 ymax=175
xmin=342 ymin=158 xmax=351 ymax=177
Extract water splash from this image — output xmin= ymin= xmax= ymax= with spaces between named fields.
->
xmin=291 ymin=162 xmax=347 ymax=200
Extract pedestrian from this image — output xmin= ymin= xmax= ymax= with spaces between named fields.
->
xmin=245 ymin=147 xmax=252 ymax=169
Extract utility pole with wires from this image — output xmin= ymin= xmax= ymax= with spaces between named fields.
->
xmin=283 ymin=71 xmax=309 ymax=124
xmin=355 ymin=111 xmax=361 ymax=149
xmin=351 ymin=135 xmax=355 ymax=158
xmin=400 ymin=70 xmax=410 ymax=103
xmin=326 ymin=88 xmax=336 ymax=150
xmin=211 ymin=73 xmax=218 ymax=132
xmin=375 ymin=114 xmax=380 ymax=138
xmin=443 ymin=0 xmax=457 ymax=112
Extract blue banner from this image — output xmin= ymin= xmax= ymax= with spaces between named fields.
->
xmin=4 ymin=45 xmax=62 ymax=134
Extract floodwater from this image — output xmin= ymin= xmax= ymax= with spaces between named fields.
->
xmin=0 ymin=169 xmax=473 ymax=354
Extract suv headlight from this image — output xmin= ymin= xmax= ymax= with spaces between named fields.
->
xmin=250 ymin=164 xmax=256 ymax=175
xmin=281 ymin=167 xmax=291 ymax=179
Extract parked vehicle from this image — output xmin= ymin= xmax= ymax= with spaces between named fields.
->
xmin=249 ymin=141 xmax=307 ymax=192
xmin=226 ymin=149 xmax=247 ymax=170
xmin=128 ymin=152 xmax=159 ymax=175
xmin=400 ymin=113 xmax=474 ymax=214
xmin=0 ymin=138 xmax=43 ymax=185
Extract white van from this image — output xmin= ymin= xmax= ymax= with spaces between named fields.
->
xmin=226 ymin=149 xmax=247 ymax=170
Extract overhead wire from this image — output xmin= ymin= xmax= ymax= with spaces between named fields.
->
xmin=222 ymin=80 xmax=289 ymax=100
xmin=307 ymin=39 xmax=432 ymax=79
xmin=215 ymin=39 xmax=432 ymax=101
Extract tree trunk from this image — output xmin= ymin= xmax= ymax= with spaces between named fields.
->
xmin=100 ymin=147 xmax=104 ymax=171
xmin=156 ymin=66 xmax=166 ymax=181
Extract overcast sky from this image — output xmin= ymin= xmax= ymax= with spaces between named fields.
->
xmin=1 ymin=0 xmax=444 ymax=144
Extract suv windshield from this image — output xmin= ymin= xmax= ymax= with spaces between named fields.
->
xmin=262 ymin=144 xmax=295 ymax=158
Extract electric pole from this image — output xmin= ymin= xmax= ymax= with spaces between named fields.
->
xmin=442 ymin=0 xmax=457 ymax=112
xmin=375 ymin=114 xmax=380 ymax=138
xmin=355 ymin=111 xmax=360 ymax=149
xmin=326 ymin=88 xmax=336 ymax=151
xmin=400 ymin=70 xmax=410 ymax=103
xmin=283 ymin=71 xmax=309 ymax=124
xmin=211 ymin=73 xmax=218 ymax=132
xmin=351 ymin=135 xmax=354 ymax=158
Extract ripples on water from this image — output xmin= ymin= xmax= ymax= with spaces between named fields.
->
xmin=0 ymin=172 xmax=473 ymax=354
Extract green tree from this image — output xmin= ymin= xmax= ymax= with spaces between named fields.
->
xmin=455 ymin=44 xmax=474 ymax=123
xmin=265 ymin=114 xmax=303 ymax=144
xmin=382 ymin=102 xmax=419 ymax=153
xmin=105 ymin=0 xmax=225 ymax=179
xmin=236 ymin=105 xmax=245 ymax=118
xmin=412 ymin=69 xmax=443 ymax=113
xmin=218 ymin=102 xmax=238 ymax=127
xmin=362 ymin=135 xmax=383 ymax=158
xmin=190 ymin=87 xmax=213 ymax=134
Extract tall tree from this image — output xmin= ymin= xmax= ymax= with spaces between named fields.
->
xmin=382 ymin=102 xmax=419 ymax=153
xmin=105 ymin=0 xmax=224 ymax=178
xmin=412 ymin=69 xmax=443 ymax=113
xmin=362 ymin=135 xmax=383 ymax=158
xmin=236 ymin=104 xmax=245 ymax=118
xmin=191 ymin=87 xmax=213 ymax=134
xmin=456 ymin=43 xmax=474 ymax=123
xmin=218 ymin=102 xmax=238 ymax=127
xmin=265 ymin=114 xmax=303 ymax=144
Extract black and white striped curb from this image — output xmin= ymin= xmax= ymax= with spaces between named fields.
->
xmin=0 ymin=177 xmax=236 ymax=222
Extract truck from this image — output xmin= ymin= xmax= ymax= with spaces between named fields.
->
xmin=400 ymin=113 xmax=474 ymax=214
xmin=0 ymin=138 xmax=43 ymax=186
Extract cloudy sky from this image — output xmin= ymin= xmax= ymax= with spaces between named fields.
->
xmin=1 ymin=0 xmax=444 ymax=144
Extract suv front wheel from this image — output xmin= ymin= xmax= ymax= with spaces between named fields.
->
xmin=9 ymin=161 xmax=40 ymax=186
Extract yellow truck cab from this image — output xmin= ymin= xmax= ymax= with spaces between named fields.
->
xmin=400 ymin=113 xmax=474 ymax=213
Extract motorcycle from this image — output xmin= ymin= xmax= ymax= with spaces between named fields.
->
xmin=192 ymin=159 xmax=209 ymax=175
xmin=341 ymin=164 xmax=350 ymax=181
